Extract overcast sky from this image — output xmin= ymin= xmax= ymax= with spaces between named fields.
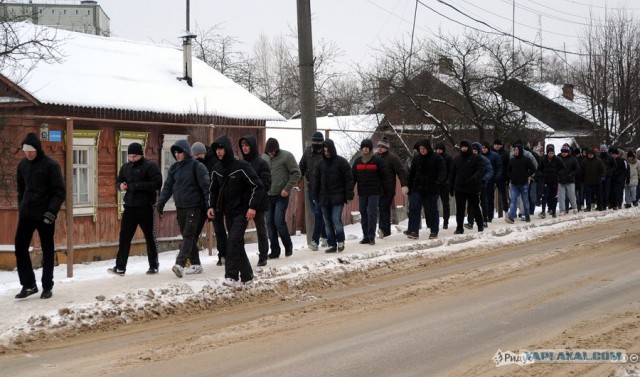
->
xmin=102 ymin=0 xmax=637 ymax=70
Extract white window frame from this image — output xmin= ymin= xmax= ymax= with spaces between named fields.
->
xmin=116 ymin=131 xmax=149 ymax=219
xmin=161 ymin=134 xmax=189 ymax=211
xmin=72 ymin=130 xmax=100 ymax=220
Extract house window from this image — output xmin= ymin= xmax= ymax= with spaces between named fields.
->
xmin=115 ymin=131 xmax=149 ymax=219
xmin=161 ymin=134 xmax=188 ymax=211
xmin=72 ymin=130 xmax=100 ymax=219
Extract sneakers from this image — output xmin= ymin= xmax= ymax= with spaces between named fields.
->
xmin=407 ymin=232 xmax=419 ymax=239
xmin=309 ymin=241 xmax=319 ymax=251
xmin=320 ymin=238 xmax=328 ymax=247
xmin=325 ymin=246 xmax=337 ymax=253
xmin=171 ymin=264 xmax=184 ymax=278
xmin=185 ymin=264 xmax=203 ymax=275
xmin=359 ymin=238 xmax=370 ymax=244
xmin=369 ymin=239 xmax=375 ymax=245
xmin=442 ymin=223 xmax=448 ymax=230
xmin=146 ymin=267 xmax=158 ymax=275
xmin=268 ymin=253 xmax=280 ymax=259
xmin=454 ymin=229 xmax=464 ymax=234
xmin=428 ymin=233 xmax=437 ymax=239
xmin=216 ymin=257 xmax=225 ymax=266
xmin=285 ymin=248 xmax=293 ymax=257
xmin=505 ymin=217 xmax=514 ymax=224
xmin=257 ymin=258 xmax=267 ymax=267
xmin=40 ymin=290 xmax=52 ymax=299
xmin=107 ymin=267 xmax=125 ymax=276
xmin=464 ymin=223 xmax=473 ymax=230
xmin=15 ymin=286 xmax=38 ymax=299
xmin=377 ymin=229 xmax=385 ymax=239
xmin=337 ymin=242 xmax=345 ymax=252
xmin=222 ymin=278 xmax=238 ymax=287
xmin=241 ymin=279 xmax=253 ymax=287
xmin=525 ymin=216 xmax=530 ymax=223
xmin=538 ymin=213 xmax=546 ymax=219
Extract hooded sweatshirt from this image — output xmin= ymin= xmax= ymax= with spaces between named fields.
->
xmin=239 ymin=135 xmax=271 ymax=211
xmin=408 ymin=139 xmax=446 ymax=195
xmin=449 ymin=140 xmax=484 ymax=194
xmin=507 ymin=144 xmax=536 ymax=185
xmin=17 ymin=133 xmax=66 ymax=220
xmin=313 ymin=139 xmax=354 ymax=205
xmin=157 ymin=139 xmax=210 ymax=209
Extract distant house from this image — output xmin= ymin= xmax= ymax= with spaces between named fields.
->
xmin=0 ymin=22 xmax=284 ymax=268
xmin=494 ymin=79 xmax=599 ymax=148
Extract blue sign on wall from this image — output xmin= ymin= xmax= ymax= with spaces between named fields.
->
xmin=49 ymin=130 xmax=62 ymax=142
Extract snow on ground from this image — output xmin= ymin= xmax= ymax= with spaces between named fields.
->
xmin=0 ymin=207 xmax=637 ymax=349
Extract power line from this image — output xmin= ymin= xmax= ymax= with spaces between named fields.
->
xmin=560 ymin=0 xmax=640 ymax=10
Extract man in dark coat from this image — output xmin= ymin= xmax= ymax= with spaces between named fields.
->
xmin=406 ymin=139 xmax=446 ymax=239
xmin=313 ymin=139 xmax=354 ymax=253
xmin=239 ymin=135 xmax=271 ymax=266
xmin=157 ymin=139 xmax=210 ymax=278
xmin=598 ymin=144 xmax=616 ymax=209
xmin=492 ymin=139 xmax=510 ymax=217
xmin=481 ymin=140 xmax=503 ymax=223
xmin=435 ymin=142 xmax=453 ymax=229
xmin=109 ymin=142 xmax=163 ymax=276
xmin=299 ymin=131 xmax=327 ymax=250
xmin=537 ymin=144 xmax=566 ymax=218
xmin=505 ymin=144 xmax=536 ymax=223
xmin=375 ymin=136 xmax=408 ymax=238
xmin=352 ymin=139 xmax=387 ymax=245
xmin=209 ymin=136 xmax=264 ymax=287
xmin=466 ymin=142 xmax=493 ymax=230
xmin=15 ymin=132 xmax=65 ymax=299
xmin=609 ymin=148 xmax=629 ymax=210
xmin=581 ymin=148 xmax=606 ymax=211
xmin=449 ymin=140 xmax=484 ymax=234
xmin=558 ymin=145 xmax=581 ymax=215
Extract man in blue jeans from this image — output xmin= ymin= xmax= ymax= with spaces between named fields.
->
xmin=505 ymin=144 xmax=536 ymax=224
xmin=262 ymin=138 xmax=301 ymax=258
xmin=299 ymin=131 xmax=327 ymax=250
xmin=352 ymin=139 xmax=387 ymax=245
xmin=313 ymin=139 xmax=354 ymax=253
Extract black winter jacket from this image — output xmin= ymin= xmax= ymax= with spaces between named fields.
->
xmin=377 ymin=150 xmax=408 ymax=196
xmin=210 ymin=136 xmax=264 ymax=216
xmin=239 ymin=135 xmax=271 ymax=211
xmin=507 ymin=145 xmax=536 ymax=185
xmin=116 ymin=157 xmax=162 ymax=208
xmin=408 ymin=140 xmax=446 ymax=195
xmin=157 ymin=139 xmax=210 ymax=210
xmin=538 ymin=154 xmax=566 ymax=184
xmin=449 ymin=143 xmax=484 ymax=194
xmin=558 ymin=155 xmax=580 ymax=184
xmin=17 ymin=133 xmax=66 ymax=220
xmin=612 ymin=156 xmax=630 ymax=184
xmin=352 ymin=153 xmax=386 ymax=196
xmin=313 ymin=139 xmax=354 ymax=205
xmin=299 ymin=144 xmax=323 ymax=188
xmin=581 ymin=156 xmax=606 ymax=186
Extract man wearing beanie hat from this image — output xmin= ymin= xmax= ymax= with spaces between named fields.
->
xmin=14 ymin=132 xmax=66 ymax=299
xmin=449 ymin=140 xmax=485 ymax=234
xmin=434 ymin=142 xmax=453 ymax=229
xmin=375 ymin=136 xmax=408 ymax=238
xmin=537 ymin=144 xmax=565 ymax=218
xmin=109 ymin=142 xmax=163 ymax=276
xmin=609 ymin=148 xmax=628 ymax=210
xmin=625 ymin=150 xmax=640 ymax=207
xmin=492 ymin=139 xmax=510 ymax=217
xmin=352 ymin=138 xmax=387 ymax=245
xmin=299 ymin=131 xmax=327 ymax=250
xmin=262 ymin=138 xmax=301 ymax=258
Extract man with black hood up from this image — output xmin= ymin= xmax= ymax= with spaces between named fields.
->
xmin=352 ymin=138 xmax=387 ymax=245
xmin=435 ymin=142 xmax=453 ymax=229
xmin=537 ymin=144 xmax=565 ymax=218
xmin=313 ymin=139 xmax=354 ymax=253
xmin=465 ymin=142 xmax=493 ymax=230
xmin=598 ymin=144 xmax=615 ymax=210
xmin=505 ymin=143 xmax=536 ymax=224
xmin=14 ymin=133 xmax=65 ymax=299
xmin=406 ymin=139 xmax=446 ymax=239
xmin=376 ymin=136 xmax=408 ymax=238
xmin=449 ymin=140 xmax=484 ymax=234
xmin=492 ymin=139 xmax=510 ymax=217
xmin=239 ymin=135 xmax=271 ymax=266
xmin=299 ymin=131 xmax=327 ymax=250
xmin=581 ymin=148 xmax=606 ymax=211
xmin=209 ymin=136 xmax=264 ymax=287
xmin=156 ymin=139 xmax=210 ymax=278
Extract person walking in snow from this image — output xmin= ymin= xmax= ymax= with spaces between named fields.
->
xmin=449 ymin=140 xmax=484 ymax=234
xmin=209 ymin=136 xmax=264 ymax=287
xmin=435 ymin=142 xmax=453 ymax=229
xmin=492 ymin=139 xmax=510 ymax=218
xmin=375 ymin=136 xmax=408 ymax=238
xmin=537 ymin=144 xmax=565 ymax=218
xmin=313 ymin=139 xmax=354 ymax=253
xmin=505 ymin=143 xmax=536 ymax=224
xmin=299 ymin=131 xmax=327 ymax=250
xmin=352 ymin=139 xmax=387 ymax=245
xmin=609 ymin=148 xmax=629 ymax=210
xmin=465 ymin=142 xmax=493 ymax=230
xmin=581 ymin=148 xmax=606 ymax=211
xmin=625 ymin=150 xmax=640 ymax=208
xmin=109 ymin=142 xmax=163 ymax=276
xmin=557 ymin=145 xmax=580 ymax=216
xmin=156 ymin=139 xmax=210 ymax=278
xmin=14 ymin=132 xmax=65 ymax=300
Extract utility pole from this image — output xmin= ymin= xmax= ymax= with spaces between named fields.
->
xmin=297 ymin=0 xmax=317 ymax=245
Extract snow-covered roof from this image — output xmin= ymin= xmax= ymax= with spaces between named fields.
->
xmin=266 ymin=114 xmax=383 ymax=161
xmin=531 ymin=83 xmax=592 ymax=120
xmin=1 ymin=22 xmax=284 ymax=121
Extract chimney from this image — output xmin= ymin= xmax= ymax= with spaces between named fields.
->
xmin=562 ymin=84 xmax=574 ymax=101
xmin=438 ymin=56 xmax=454 ymax=76
xmin=179 ymin=0 xmax=196 ymax=87
xmin=378 ymin=78 xmax=391 ymax=100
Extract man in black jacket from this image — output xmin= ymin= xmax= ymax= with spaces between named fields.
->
xmin=352 ymin=139 xmax=387 ymax=245
xmin=537 ymin=144 xmax=566 ymax=218
xmin=157 ymin=139 xmax=210 ymax=278
xmin=108 ymin=142 xmax=163 ymax=276
xmin=376 ymin=136 xmax=408 ymax=238
xmin=492 ymin=139 xmax=510 ymax=217
xmin=209 ymin=136 xmax=264 ymax=287
xmin=505 ymin=144 xmax=536 ymax=223
xmin=558 ymin=145 xmax=580 ymax=215
xmin=313 ymin=139 xmax=354 ymax=253
xmin=299 ymin=131 xmax=327 ymax=250
xmin=609 ymin=148 xmax=629 ymax=210
xmin=239 ymin=135 xmax=271 ymax=266
xmin=407 ymin=139 xmax=446 ymax=239
xmin=449 ymin=140 xmax=484 ymax=234
xmin=435 ymin=142 xmax=453 ymax=229
xmin=15 ymin=132 xmax=65 ymax=299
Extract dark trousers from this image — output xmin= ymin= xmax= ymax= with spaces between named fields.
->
xmin=576 ymin=182 xmax=584 ymax=209
xmin=610 ymin=180 xmax=625 ymax=208
xmin=15 ymin=217 xmax=55 ymax=291
xmin=584 ymin=184 xmax=602 ymax=210
xmin=528 ymin=180 xmax=538 ymax=214
xmin=495 ymin=180 xmax=509 ymax=217
xmin=540 ymin=182 xmax=558 ymax=215
xmin=455 ymin=191 xmax=482 ymax=232
xmin=408 ymin=192 xmax=439 ymax=235
xmin=115 ymin=205 xmax=158 ymax=270
xmin=600 ymin=176 xmax=611 ymax=209
xmin=266 ymin=195 xmax=292 ymax=256
xmin=359 ymin=194 xmax=380 ymax=241
xmin=467 ymin=185 xmax=487 ymax=226
xmin=175 ymin=207 xmax=202 ymax=267
xmin=212 ymin=212 xmax=227 ymax=258
xmin=307 ymin=188 xmax=326 ymax=243
xmin=254 ymin=209 xmax=269 ymax=260
xmin=224 ymin=213 xmax=253 ymax=283
xmin=486 ymin=182 xmax=496 ymax=221
xmin=438 ymin=184 xmax=450 ymax=226
xmin=378 ymin=194 xmax=394 ymax=236
xmin=321 ymin=203 xmax=345 ymax=247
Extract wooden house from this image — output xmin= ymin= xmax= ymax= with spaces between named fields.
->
xmin=0 ymin=22 xmax=284 ymax=269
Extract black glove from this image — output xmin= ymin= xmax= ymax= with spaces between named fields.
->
xmin=155 ymin=203 xmax=164 ymax=217
xmin=43 ymin=212 xmax=56 ymax=224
